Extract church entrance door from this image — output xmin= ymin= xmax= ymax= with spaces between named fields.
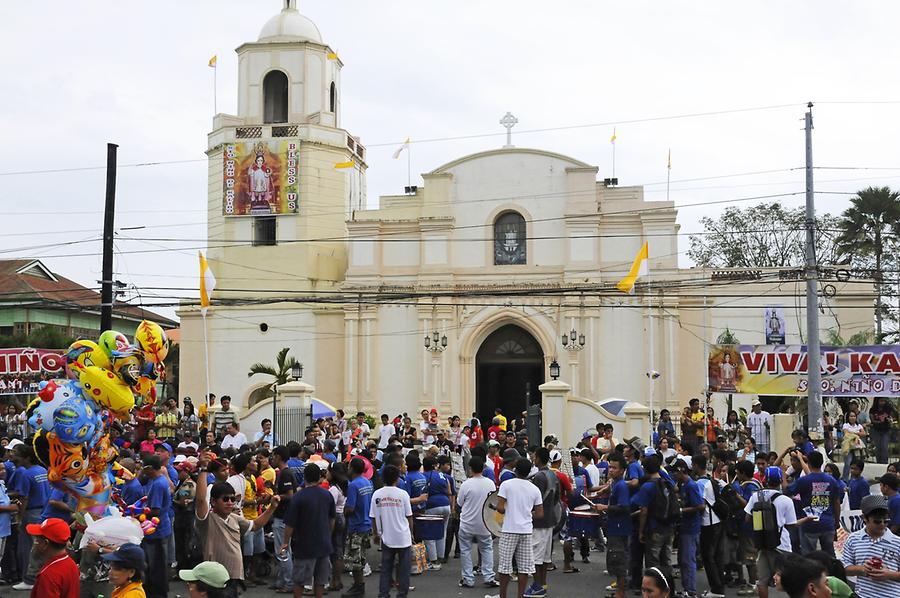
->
xmin=475 ymin=324 xmax=544 ymax=435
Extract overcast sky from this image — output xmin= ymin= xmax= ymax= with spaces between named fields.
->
xmin=2 ymin=1 xmax=900 ymax=321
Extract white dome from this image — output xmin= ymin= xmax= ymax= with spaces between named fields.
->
xmin=258 ymin=7 xmax=323 ymax=43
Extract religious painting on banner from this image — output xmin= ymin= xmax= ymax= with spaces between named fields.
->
xmin=0 ymin=348 xmax=65 ymax=395
xmin=708 ymin=344 xmax=900 ymax=397
xmin=222 ymin=140 xmax=299 ymax=216
xmin=764 ymin=306 xmax=785 ymax=345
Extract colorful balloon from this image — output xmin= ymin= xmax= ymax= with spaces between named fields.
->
xmin=33 ymin=430 xmax=89 ymax=484
xmin=26 ymin=379 xmax=82 ymax=432
xmin=64 ymin=340 xmax=111 ymax=379
xmin=78 ymin=511 xmax=143 ymax=549
xmin=87 ymin=434 xmax=118 ymax=476
xmin=98 ymin=330 xmax=133 ymax=359
xmin=79 ymin=366 xmax=135 ymax=414
xmin=112 ymin=354 xmax=143 ymax=386
xmin=53 ymin=396 xmax=101 ymax=445
xmin=134 ymin=320 xmax=169 ymax=365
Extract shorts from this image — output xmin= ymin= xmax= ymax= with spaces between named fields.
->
xmin=531 ymin=528 xmax=553 ymax=565
xmin=757 ymin=548 xmax=788 ymax=587
xmin=345 ymin=531 xmax=372 ymax=572
xmin=332 ymin=513 xmax=346 ymax=558
xmin=242 ymin=527 xmax=265 ymax=555
xmin=606 ymin=535 xmax=629 ymax=578
xmin=739 ymin=533 xmax=758 ymax=564
xmin=293 ymin=556 xmax=332 ymax=587
xmin=498 ymin=532 xmax=535 ymax=576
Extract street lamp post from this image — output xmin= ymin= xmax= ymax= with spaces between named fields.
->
xmin=272 ymin=361 xmax=304 ymax=447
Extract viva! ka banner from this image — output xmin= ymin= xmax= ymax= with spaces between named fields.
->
xmin=223 ymin=140 xmax=299 ymax=216
xmin=708 ymin=344 xmax=900 ymax=396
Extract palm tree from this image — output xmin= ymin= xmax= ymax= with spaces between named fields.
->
xmin=835 ymin=186 xmax=900 ymax=343
xmin=247 ymin=347 xmax=299 ymax=408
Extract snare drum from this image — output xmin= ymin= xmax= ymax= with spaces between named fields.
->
xmin=413 ymin=514 xmax=446 ymax=541
xmin=567 ymin=508 xmax=600 ymax=538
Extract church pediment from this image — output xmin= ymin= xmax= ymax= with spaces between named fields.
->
xmin=428 ymin=147 xmax=591 ymax=175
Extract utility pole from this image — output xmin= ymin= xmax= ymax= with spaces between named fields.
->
xmin=805 ymin=103 xmax=823 ymax=438
xmin=100 ymin=143 xmax=118 ymax=332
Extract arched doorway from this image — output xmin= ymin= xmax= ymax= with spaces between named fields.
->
xmin=476 ymin=324 xmax=544 ymax=431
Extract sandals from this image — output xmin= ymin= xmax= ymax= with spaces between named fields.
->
xmin=563 ymin=567 xmax=580 ymax=574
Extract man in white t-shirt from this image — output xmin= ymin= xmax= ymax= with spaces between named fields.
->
xmin=355 ymin=412 xmax=371 ymax=440
xmin=377 ymin=414 xmax=395 ymax=450
xmin=370 ymin=464 xmax=413 ymax=598
xmin=220 ymin=422 xmax=249 ymax=451
xmin=457 ymin=456 xmax=500 ymax=589
xmin=746 ymin=402 xmax=774 ymax=453
xmin=177 ymin=432 xmax=200 ymax=455
xmin=743 ymin=466 xmax=799 ymax=598
xmin=492 ymin=458 xmax=543 ymax=598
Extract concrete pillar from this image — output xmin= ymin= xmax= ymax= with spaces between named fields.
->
xmin=624 ymin=403 xmax=652 ymax=443
xmin=539 ymin=380 xmax=571 ymax=449
xmin=279 ymin=380 xmax=316 ymax=409
xmin=772 ymin=413 xmax=794 ymax=455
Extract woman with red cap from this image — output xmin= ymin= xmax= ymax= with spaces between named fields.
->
xmin=26 ymin=517 xmax=78 ymax=598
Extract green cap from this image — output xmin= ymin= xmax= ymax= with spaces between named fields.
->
xmin=178 ymin=561 xmax=229 ymax=588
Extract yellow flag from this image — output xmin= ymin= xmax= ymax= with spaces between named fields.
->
xmin=199 ymin=251 xmax=216 ymax=311
xmin=208 ymin=55 xmax=217 ymax=68
xmin=616 ymin=241 xmax=649 ymax=294
xmin=327 ymin=51 xmax=339 ymax=60
xmin=392 ymin=138 xmax=410 ymax=159
xmin=334 ymin=160 xmax=355 ymax=169
xmin=610 ymin=128 xmax=617 ymax=144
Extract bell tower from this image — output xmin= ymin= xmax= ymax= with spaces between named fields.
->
xmin=206 ymin=0 xmax=366 ymax=296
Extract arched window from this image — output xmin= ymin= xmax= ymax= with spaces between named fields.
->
xmin=263 ymin=70 xmax=289 ymax=124
xmin=329 ymin=81 xmax=337 ymax=114
xmin=493 ymin=211 xmax=526 ymax=265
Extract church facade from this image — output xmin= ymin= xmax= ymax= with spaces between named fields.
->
xmin=178 ymin=2 xmax=873 ymax=426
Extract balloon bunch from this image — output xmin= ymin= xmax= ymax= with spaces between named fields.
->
xmin=26 ymin=320 xmax=169 ymax=518
xmin=121 ymin=496 xmax=160 ymax=536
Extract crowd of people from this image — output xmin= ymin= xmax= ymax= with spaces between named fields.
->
xmin=0 ymin=392 xmax=896 ymax=598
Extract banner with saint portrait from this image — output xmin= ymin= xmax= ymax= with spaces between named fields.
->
xmin=708 ymin=344 xmax=900 ymax=397
xmin=222 ymin=140 xmax=299 ymax=216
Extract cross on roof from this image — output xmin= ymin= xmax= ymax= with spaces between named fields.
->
xmin=285 ymin=0 xmax=297 ymax=10
xmin=500 ymin=112 xmax=518 ymax=148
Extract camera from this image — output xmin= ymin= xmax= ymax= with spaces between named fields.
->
xmin=646 ymin=370 xmax=661 ymax=380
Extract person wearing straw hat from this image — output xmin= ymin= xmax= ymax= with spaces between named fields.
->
xmin=100 ymin=542 xmax=146 ymax=598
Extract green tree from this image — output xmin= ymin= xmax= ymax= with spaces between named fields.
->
xmin=246 ymin=347 xmax=299 ymax=408
xmin=835 ymin=186 xmax=900 ymax=343
xmin=688 ymin=203 xmax=841 ymax=268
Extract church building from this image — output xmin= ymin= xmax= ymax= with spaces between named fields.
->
xmin=178 ymin=1 xmax=873 ymax=432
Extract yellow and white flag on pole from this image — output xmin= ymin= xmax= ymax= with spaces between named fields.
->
xmin=208 ymin=55 xmax=217 ymax=68
xmin=610 ymin=128 xmax=617 ymax=144
xmin=334 ymin=160 xmax=355 ymax=169
xmin=392 ymin=138 xmax=410 ymax=159
xmin=199 ymin=251 xmax=216 ymax=313
xmin=616 ymin=241 xmax=648 ymax=294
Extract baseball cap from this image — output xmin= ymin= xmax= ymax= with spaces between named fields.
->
xmin=6 ymin=438 xmax=23 ymax=451
xmin=643 ymin=447 xmax=658 ymax=457
xmin=179 ymin=561 xmax=229 ymax=588
xmin=861 ymin=494 xmax=889 ymax=516
xmin=764 ymin=466 xmax=783 ymax=483
xmin=100 ymin=542 xmax=146 ymax=570
xmin=26 ymin=518 xmax=70 ymax=544
xmin=174 ymin=455 xmax=187 ymax=464
xmin=487 ymin=440 xmax=500 ymax=447
xmin=549 ymin=449 xmax=562 ymax=463
xmin=671 ymin=458 xmax=691 ymax=472
xmin=876 ymin=473 xmax=900 ymax=491
xmin=502 ymin=448 xmax=520 ymax=463
xmin=155 ymin=442 xmax=173 ymax=454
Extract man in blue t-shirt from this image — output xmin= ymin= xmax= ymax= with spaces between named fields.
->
xmin=630 ymin=454 xmax=674 ymax=584
xmin=344 ymin=457 xmax=373 ymax=597
xmin=672 ymin=459 xmax=704 ymax=597
xmin=9 ymin=442 xmax=49 ymax=589
xmin=623 ymin=441 xmax=645 ymax=592
xmin=142 ymin=454 xmax=173 ymax=598
xmin=731 ymin=459 xmax=761 ymax=592
xmin=787 ymin=451 xmax=842 ymax=556
xmin=878 ymin=473 xmax=900 ymax=535
xmin=593 ymin=452 xmax=631 ymax=598
xmin=847 ymin=459 xmax=870 ymax=510
xmin=282 ymin=463 xmax=336 ymax=594
xmin=404 ymin=453 xmax=428 ymax=513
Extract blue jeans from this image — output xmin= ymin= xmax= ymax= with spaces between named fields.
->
xmin=800 ymin=528 xmax=835 ymax=557
xmin=272 ymin=517 xmax=294 ymax=589
xmin=18 ymin=508 xmax=41 ymax=584
xmin=142 ymin=535 xmax=170 ymax=598
xmin=872 ymin=429 xmax=891 ymax=464
xmin=379 ymin=546 xmax=411 ymax=598
xmin=458 ymin=529 xmax=495 ymax=585
xmin=423 ymin=505 xmax=451 ymax=562
xmin=678 ymin=531 xmax=699 ymax=594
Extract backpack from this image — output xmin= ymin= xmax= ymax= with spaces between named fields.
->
xmin=705 ymin=477 xmax=731 ymax=521
xmin=650 ymin=478 xmax=681 ymax=526
xmin=751 ymin=490 xmax=783 ymax=550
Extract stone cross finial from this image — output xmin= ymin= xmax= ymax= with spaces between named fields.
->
xmin=285 ymin=0 xmax=297 ymax=10
xmin=500 ymin=112 xmax=518 ymax=148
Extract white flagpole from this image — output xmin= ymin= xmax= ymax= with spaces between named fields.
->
xmin=407 ymin=142 xmax=411 ymax=189
xmin=202 ymin=307 xmax=211 ymax=414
